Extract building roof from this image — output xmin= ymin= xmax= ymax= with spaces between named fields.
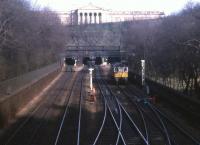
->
xmin=77 ymin=3 xmax=105 ymax=11
xmin=74 ymin=3 xmax=164 ymax=15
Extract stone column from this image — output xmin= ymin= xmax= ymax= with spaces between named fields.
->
xmin=84 ymin=13 xmax=88 ymax=24
xmin=94 ymin=13 xmax=97 ymax=24
xmin=80 ymin=13 xmax=83 ymax=24
xmin=98 ymin=13 xmax=102 ymax=23
xmin=89 ymin=13 xmax=92 ymax=24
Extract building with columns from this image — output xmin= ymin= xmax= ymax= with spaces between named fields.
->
xmin=70 ymin=4 xmax=104 ymax=25
xmin=57 ymin=3 xmax=165 ymax=25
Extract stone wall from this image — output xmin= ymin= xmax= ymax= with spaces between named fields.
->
xmin=0 ymin=63 xmax=60 ymax=97
xmin=0 ymin=63 xmax=61 ymax=128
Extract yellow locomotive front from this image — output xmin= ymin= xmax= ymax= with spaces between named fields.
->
xmin=113 ymin=63 xmax=128 ymax=84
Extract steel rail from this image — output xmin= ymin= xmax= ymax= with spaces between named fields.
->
xmin=136 ymin=101 xmax=174 ymax=144
xmin=76 ymin=75 xmax=84 ymax=145
xmin=124 ymin=86 xmax=179 ymax=145
xmin=103 ymin=80 xmax=149 ymax=145
xmin=118 ymin=86 xmax=150 ymax=144
xmin=4 ymin=73 xmax=71 ymax=145
xmin=91 ymin=78 xmax=108 ymax=145
xmin=117 ymin=98 xmax=149 ymax=145
xmin=27 ymin=74 xmax=78 ymax=145
xmin=126 ymin=82 xmax=200 ymax=145
xmin=99 ymin=67 xmax=148 ymax=145
xmin=91 ymin=102 xmax=108 ymax=145
xmin=147 ymin=103 xmax=172 ymax=145
xmin=96 ymin=68 xmax=124 ymax=145
xmin=115 ymin=96 xmax=123 ymax=145
xmin=148 ymin=103 xmax=200 ymax=145
xmin=54 ymin=73 xmax=81 ymax=145
xmin=97 ymin=78 xmax=127 ymax=145
xmin=102 ymin=81 xmax=123 ymax=145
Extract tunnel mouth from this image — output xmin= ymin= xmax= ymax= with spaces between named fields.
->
xmin=82 ymin=57 xmax=91 ymax=65
xmin=95 ymin=57 xmax=103 ymax=65
xmin=64 ymin=57 xmax=76 ymax=65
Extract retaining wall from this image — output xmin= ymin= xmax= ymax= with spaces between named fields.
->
xmin=0 ymin=63 xmax=60 ymax=128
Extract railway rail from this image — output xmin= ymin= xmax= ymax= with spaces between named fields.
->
xmin=118 ymin=83 xmax=200 ymax=145
xmin=95 ymin=68 xmax=148 ymax=145
xmin=117 ymin=86 xmax=171 ymax=145
xmin=0 ymin=72 xmax=78 ymax=145
xmin=129 ymin=73 xmax=200 ymax=122
xmin=54 ymin=72 xmax=84 ymax=145
xmin=97 ymin=66 xmax=200 ymax=145
xmin=1 ymin=66 xmax=199 ymax=145
xmin=95 ymin=76 xmax=125 ymax=145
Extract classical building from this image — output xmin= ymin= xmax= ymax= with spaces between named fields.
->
xmin=57 ymin=3 xmax=165 ymax=25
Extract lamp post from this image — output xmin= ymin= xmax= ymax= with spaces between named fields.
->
xmin=89 ymin=68 xmax=94 ymax=91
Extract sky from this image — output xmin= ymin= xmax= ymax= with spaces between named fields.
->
xmin=29 ymin=0 xmax=200 ymax=15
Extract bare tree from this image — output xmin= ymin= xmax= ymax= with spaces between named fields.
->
xmin=0 ymin=0 xmax=67 ymax=81
xmin=122 ymin=2 xmax=200 ymax=98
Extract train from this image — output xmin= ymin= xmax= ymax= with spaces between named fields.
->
xmin=112 ymin=62 xmax=128 ymax=84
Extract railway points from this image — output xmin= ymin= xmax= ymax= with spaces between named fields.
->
xmin=1 ymin=1 xmax=200 ymax=145
xmin=0 ymin=64 xmax=199 ymax=145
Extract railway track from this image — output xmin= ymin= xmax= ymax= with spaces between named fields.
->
xmin=119 ymin=83 xmax=200 ymax=145
xmin=103 ymin=81 xmax=148 ymax=145
xmin=95 ymin=69 xmax=148 ymax=145
xmin=97 ymin=66 xmax=200 ymax=145
xmin=148 ymin=103 xmax=200 ymax=145
xmin=30 ymin=72 xmax=79 ymax=145
xmin=117 ymin=86 xmax=171 ymax=145
xmin=95 ymin=77 xmax=124 ymax=145
xmin=54 ymin=72 xmax=84 ymax=145
xmin=0 ymin=72 xmax=78 ymax=145
xmin=1 ymin=66 xmax=199 ymax=145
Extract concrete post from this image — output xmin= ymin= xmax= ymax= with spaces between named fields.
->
xmin=89 ymin=68 xmax=94 ymax=91
xmin=141 ymin=60 xmax=145 ymax=86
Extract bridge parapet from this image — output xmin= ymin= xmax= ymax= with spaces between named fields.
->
xmin=65 ymin=45 xmax=121 ymax=57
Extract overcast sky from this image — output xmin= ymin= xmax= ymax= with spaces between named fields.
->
xmin=29 ymin=0 xmax=200 ymax=15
